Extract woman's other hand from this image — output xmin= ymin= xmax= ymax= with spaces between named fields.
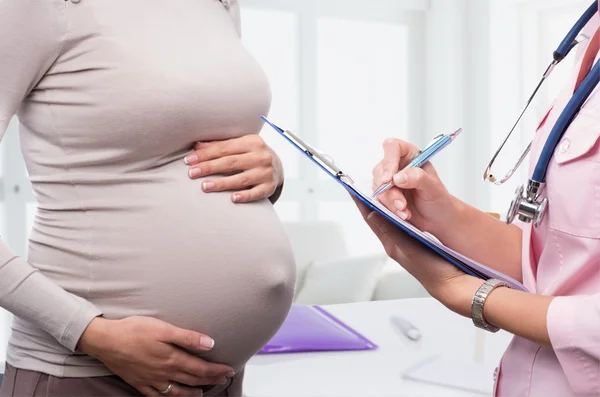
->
xmin=78 ymin=317 xmax=235 ymax=396
xmin=184 ymin=135 xmax=284 ymax=204
xmin=372 ymin=138 xmax=457 ymax=234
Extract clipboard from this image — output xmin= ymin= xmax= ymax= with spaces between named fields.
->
xmin=262 ymin=116 xmax=528 ymax=292
xmin=258 ymin=304 xmax=377 ymax=354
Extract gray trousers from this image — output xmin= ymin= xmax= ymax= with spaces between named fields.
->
xmin=0 ymin=364 xmax=243 ymax=397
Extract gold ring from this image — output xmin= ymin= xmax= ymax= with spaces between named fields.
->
xmin=160 ymin=382 xmax=174 ymax=395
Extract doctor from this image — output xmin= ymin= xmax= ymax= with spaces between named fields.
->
xmin=356 ymin=3 xmax=600 ymax=396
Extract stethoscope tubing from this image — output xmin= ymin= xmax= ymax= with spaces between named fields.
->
xmin=555 ymin=2 xmax=598 ymax=61
xmin=532 ymin=60 xmax=600 ymax=183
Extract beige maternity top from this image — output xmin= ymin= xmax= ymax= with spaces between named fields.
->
xmin=0 ymin=0 xmax=296 ymax=377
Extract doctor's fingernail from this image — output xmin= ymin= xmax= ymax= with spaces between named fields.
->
xmin=184 ymin=154 xmax=198 ymax=165
xmin=397 ymin=210 xmax=408 ymax=220
xmin=203 ymin=181 xmax=215 ymax=191
xmin=394 ymin=200 xmax=405 ymax=210
xmin=382 ymin=171 xmax=392 ymax=182
xmin=394 ymin=172 xmax=408 ymax=185
xmin=189 ymin=168 xmax=202 ymax=179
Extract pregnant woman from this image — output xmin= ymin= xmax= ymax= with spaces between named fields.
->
xmin=0 ymin=0 xmax=296 ymax=396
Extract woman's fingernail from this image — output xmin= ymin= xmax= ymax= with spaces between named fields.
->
xmin=227 ymin=371 xmax=235 ymax=378
xmin=397 ymin=210 xmax=408 ymax=220
xmin=232 ymin=194 xmax=241 ymax=203
xmin=202 ymin=181 xmax=215 ymax=191
xmin=394 ymin=172 xmax=408 ymax=185
xmin=200 ymin=336 xmax=215 ymax=349
xmin=189 ymin=168 xmax=202 ymax=179
xmin=184 ymin=154 xmax=198 ymax=165
xmin=394 ymin=200 xmax=405 ymax=210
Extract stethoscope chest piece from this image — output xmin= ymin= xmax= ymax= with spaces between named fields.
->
xmin=507 ymin=182 xmax=549 ymax=227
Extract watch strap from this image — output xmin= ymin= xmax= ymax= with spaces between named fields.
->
xmin=471 ymin=278 xmax=510 ymax=333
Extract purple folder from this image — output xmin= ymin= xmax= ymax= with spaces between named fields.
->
xmin=258 ymin=305 xmax=378 ymax=354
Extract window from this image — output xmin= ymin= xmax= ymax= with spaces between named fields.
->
xmin=240 ymin=2 xmax=424 ymax=256
xmin=315 ymin=17 xmax=409 ymax=187
xmin=315 ymin=17 xmax=410 ymax=256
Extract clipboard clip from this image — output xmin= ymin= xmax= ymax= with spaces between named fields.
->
xmin=262 ymin=117 xmax=355 ymax=185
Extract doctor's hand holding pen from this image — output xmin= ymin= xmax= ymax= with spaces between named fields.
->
xmin=370 ymin=138 xmax=456 ymax=230
xmin=352 ymin=137 xmax=552 ymax=346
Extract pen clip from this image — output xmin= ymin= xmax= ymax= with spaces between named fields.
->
xmin=423 ymin=128 xmax=461 ymax=149
xmin=422 ymin=134 xmax=444 ymax=151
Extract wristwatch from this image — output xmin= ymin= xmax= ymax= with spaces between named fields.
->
xmin=471 ymin=278 xmax=510 ymax=333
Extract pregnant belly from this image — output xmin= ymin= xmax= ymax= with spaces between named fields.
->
xmin=28 ymin=165 xmax=296 ymax=371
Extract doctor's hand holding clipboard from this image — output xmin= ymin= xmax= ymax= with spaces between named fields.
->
xmin=353 ymin=136 xmax=524 ymax=314
xmin=354 ymin=3 xmax=600 ymax=396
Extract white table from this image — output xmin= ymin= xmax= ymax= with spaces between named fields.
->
xmin=244 ymin=298 xmax=513 ymax=397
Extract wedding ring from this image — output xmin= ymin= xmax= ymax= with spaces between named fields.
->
xmin=160 ymin=382 xmax=174 ymax=395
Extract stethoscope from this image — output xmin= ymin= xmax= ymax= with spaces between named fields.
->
xmin=483 ymin=1 xmax=600 ymax=227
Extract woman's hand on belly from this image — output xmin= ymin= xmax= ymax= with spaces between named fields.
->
xmin=184 ymin=135 xmax=284 ymax=204
xmin=78 ymin=316 xmax=235 ymax=396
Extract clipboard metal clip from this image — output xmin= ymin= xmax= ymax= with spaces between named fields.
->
xmin=269 ymin=120 xmax=355 ymax=185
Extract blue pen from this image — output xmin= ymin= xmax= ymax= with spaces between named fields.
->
xmin=371 ymin=128 xmax=463 ymax=197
